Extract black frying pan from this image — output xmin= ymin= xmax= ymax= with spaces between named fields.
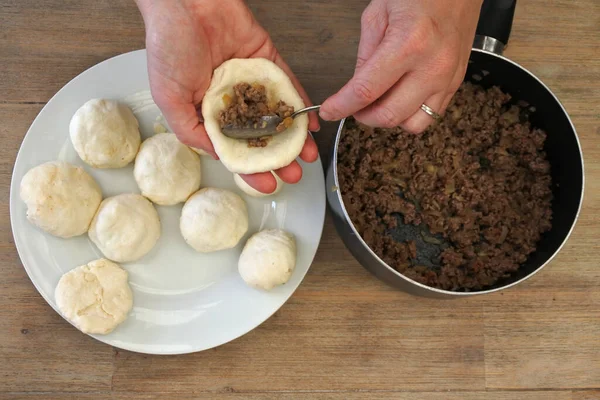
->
xmin=325 ymin=0 xmax=585 ymax=297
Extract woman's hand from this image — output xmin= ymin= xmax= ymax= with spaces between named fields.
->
xmin=134 ymin=0 xmax=320 ymax=193
xmin=319 ymin=0 xmax=482 ymax=133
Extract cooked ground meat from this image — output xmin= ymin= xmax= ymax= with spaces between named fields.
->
xmin=218 ymin=82 xmax=295 ymax=147
xmin=337 ymin=82 xmax=553 ymax=291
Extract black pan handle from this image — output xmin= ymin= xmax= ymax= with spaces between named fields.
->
xmin=474 ymin=0 xmax=517 ymax=54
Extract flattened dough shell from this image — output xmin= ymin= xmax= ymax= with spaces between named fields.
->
xmin=202 ymin=58 xmax=308 ymax=174
xmin=19 ymin=161 xmax=102 ymax=238
xmin=55 ymin=258 xmax=133 ymax=335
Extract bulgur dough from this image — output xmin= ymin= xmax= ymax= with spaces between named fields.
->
xmin=19 ymin=161 xmax=102 ymax=238
xmin=55 ymin=258 xmax=133 ymax=335
xmin=202 ymin=58 xmax=308 ymax=174
xmin=238 ymin=229 xmax=297 ymax=290
xmin=180 ymin=188 xmax=248 ymax=253
xmin=233 ymin=172 xmax=284 ymax=197
xmin=134 ymin=133 xmax=201 ymax=205
xmin=69 ymin=99 xmax=141 ymax=168
xmin=88 ymin=194 xmax=161 ymax=263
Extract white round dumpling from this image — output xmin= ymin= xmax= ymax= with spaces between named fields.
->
xmin=233 ymin=172 xmax=284 ymax=197
xmin=238 ymin=229 xmax=297 ymax=290
xmin=88 ymin=194 xmax=161 ymax=263
xmin=19 ymin=161 xmax=102 ymax=238
xmin=55 ymin=258 xmax=133 ymax=335
xmin=69 ymin=99 xmax=141 ymax=168
xmin=202 ymin=58 xmax=308 ymax=174
xmin=180 ymin=188 xmax=248 ymax=253
xmin=134 ymin=133 xmax=201 ymax=205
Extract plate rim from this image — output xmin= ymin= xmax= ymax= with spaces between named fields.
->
xmin=9 ymin=49 xmax=326 ymax=355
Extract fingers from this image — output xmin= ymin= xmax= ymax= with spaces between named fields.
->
xmin=299 ymin=133 xmax=319 ymax=163
xmin=353 ymin=71 xmax=438 ymax=130
xmin=273 ymin=54 xmax=320 ymax=132
xmin=275 ymin=160 xmax=302 ymax=184
xmin=398 ymin=91 xmax=447 ymax=134
xmin=319 ymin=36 xmax=410 ymax=122
xmin=355 ymin=1 xmax=387 ymax=71
xmin=239 ymin=172 xmax=277 ymax=194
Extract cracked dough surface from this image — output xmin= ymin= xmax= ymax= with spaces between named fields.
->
xmin=88 ymin=194 xmax=161 ymax=263
xmin=134 ymin=133 xmax=201 ymax=205
xmin=69 ymin=99 xmax=141 ymax=168
xmin=55 ymin=258 xmax=133 ymax=334
xmin=180 ymin=187 xmax=248 ymax=253
xmin=19 ymin=161 xmax=102 ymax=238
xmin=238 ymin=229 xmax=297 ymax=290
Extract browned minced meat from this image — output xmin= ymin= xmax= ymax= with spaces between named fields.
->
xmin=218 ymin=82 xmax=295 ymax=147
xmin=337 ymin=82 xmax=553 ymax=291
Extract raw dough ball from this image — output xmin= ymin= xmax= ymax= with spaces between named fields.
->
xmin=69 ymin=99 xmax=141 ymax=168
xmin=88 ymin=194 xmax=161 ymax=263
xmin=202 ymin=58 xmax=308 ymax=174
xmin=134 ymin=133 xmax=201 ymax=205
xmin=55 ymin=258 xmax=133 ymax=335
xmin=180 ymin=188 xmax=248 ymax=253
xmin=19 ymin=161 xmax=102 ymax=238
xmin=238 ymin=229 xmax=297 ymax=290
xmin=234 ymin=172 xmax=284 ymax=197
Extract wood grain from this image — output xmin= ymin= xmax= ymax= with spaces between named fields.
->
xmin=0 ymin=0 xmax=599 ymax=397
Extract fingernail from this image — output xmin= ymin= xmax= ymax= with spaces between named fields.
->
xmin=319 ymin=110 xmax=333 ymax=121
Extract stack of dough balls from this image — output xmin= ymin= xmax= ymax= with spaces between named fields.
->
xmin=21 ymin=57 xmax=306 ymax=336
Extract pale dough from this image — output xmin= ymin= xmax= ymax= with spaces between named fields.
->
xmin=190 ymin=147 xmax=209 ymax=156
xmin=233 ymin=172 xmax=284 ymax=197
xmin=19 ymin=161 xmax=102 ymax=238
xmin=180 ymin=188 xmax=248 ymax=253
xmin=238 ymin=229 xmax=297 ymax=290
xmin=202 ymin=58 xmax=308 ymax=174
xmin=88 ymin=194 xmax=161 ymax=263
xmin=55 ymin=258 xmax=133 ymax=335
xmin=134 ymin=133 xmax=201 ymax=205
xmin=69 ymin=99 xmax=141 ymax=168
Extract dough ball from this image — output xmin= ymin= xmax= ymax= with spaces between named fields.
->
xmin=238 ymin=229 xmax=297 ymax=290
xmin=69 ymin=99 xmax=141 ymax=168
xmin=190 ymin=147 xmax=209 ymax=156
xmin=55 ymin=258 xmax=133 ymax=335
xmin=180 ymin=188 xmax=248 ymax=253
xmin=233 ymin=172 xmax=284 ymax=197
xmin=19 ymin=161 xmax=102 ymax=238
xmin=202 ymin=58 xmax=308 ymax=174
xmin=134 ymin=133 xmax=201 ymax=205
xmin=88 ymin=194 xmax=161 ymax=263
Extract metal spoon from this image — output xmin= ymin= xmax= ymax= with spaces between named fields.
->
xmin=221 ymin=105 xmax=321 ymax=140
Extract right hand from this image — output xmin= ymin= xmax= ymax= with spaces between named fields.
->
xmin=134 ymin=0 xmax=320 ymax=193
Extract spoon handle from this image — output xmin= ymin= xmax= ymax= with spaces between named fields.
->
xmin=291 ymin=105 xmax=321 ymax=118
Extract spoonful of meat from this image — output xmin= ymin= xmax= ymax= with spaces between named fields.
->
xmin=221 ymin=105 xmax=321 ymax=140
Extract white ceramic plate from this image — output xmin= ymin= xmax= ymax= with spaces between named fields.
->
xmin=9 ymin=50 xmax=326 ymax=355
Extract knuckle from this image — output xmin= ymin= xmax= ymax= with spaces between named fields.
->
xmin=350 ymin=79 xmax=377 ymax=104
xmin=375 ymin=105 xmax=402 ymax=128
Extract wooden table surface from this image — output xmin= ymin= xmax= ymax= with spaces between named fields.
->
xmin=1 ymin=0 xmax=599 ymax=399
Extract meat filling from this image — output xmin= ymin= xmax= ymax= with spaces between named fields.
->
xmin=337 ymin=82 xmax=553 ymax=291
xmin=218 ymin=82 xmax=295 ymax=147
